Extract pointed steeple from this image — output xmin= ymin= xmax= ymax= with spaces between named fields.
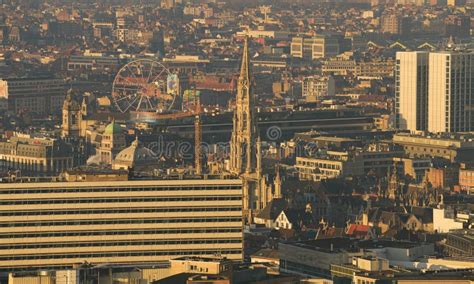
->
xmin=229 ymin=35 xmax=263 ymax=215
xmin=274 ymin=164 xmax=282 ymax=199
xmin=131 ymin=136 xmax=140 ymax=147
xmin=447 ymin=35 xmax=455 ymax=50
xmin=239 ymin=36 xmax=250 ymax=82
xmin=230 ymin=35 xmax=256 ymax=176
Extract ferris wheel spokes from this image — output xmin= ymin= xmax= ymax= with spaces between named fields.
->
xmin=112 ymin=59 xmax=177 ymax=114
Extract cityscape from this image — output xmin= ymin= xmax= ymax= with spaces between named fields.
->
xmin=0 ymin=0 xmax=473 ymax=283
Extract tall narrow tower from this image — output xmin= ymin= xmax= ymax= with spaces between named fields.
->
xmin=62 ymin=89 xmax=81 ymax=138
xmin=230 ymin=36 xmax=258 ymax=175
xmin=230 ymin=37 xmax=263 ymax=214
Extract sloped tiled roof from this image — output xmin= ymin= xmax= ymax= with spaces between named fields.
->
xmin=256 ymin=198 xmax=287 ymax=221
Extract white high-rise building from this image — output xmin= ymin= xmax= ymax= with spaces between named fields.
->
xmin=395 ymin=51 xmax=429 ymax=132
xmin=428 ymin=51 xmax=474 ymax=133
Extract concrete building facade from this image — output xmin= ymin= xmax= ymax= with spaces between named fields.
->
xmin=302 ymin=76 xmax=335 ymax=102
xmin=0 ymin=134 xmax=75 ymax=175
xmin=291 ymin=35 xmax=340 ymax=60
xmin=395 ymin=51 xmax=429 ymax=132
xmin=1 ymin=78 xmax=67 ymax=115
xmin=428 ymin=52 xmax=474 ymax=133
xmin=0 ymin=179 xmax=243 ymax=272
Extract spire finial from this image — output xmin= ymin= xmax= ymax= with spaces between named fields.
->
xmin=132 ymin=136 xmax=139 ymax=147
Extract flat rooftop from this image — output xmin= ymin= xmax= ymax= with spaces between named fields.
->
xmin=285 ymin=238 xmax=428 ymax=253
xmin=0 ymin=177 xmax=242 ymax=189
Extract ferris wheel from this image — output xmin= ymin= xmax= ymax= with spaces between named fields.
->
xmin=112 ymin=59 xmax=179 ymax=113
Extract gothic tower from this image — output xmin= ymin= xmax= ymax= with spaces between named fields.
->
xmin=230 ymin=37 xmax=263 ymax=214
xmin=230 ymin=36 xmax=258 ymax=175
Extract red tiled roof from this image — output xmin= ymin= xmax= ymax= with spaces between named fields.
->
xmin=346 ymin=224 xmax=370 ymax=236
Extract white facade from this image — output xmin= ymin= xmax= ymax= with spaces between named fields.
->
xmin=428 ymin=52 xmax=474 ymax=133
xmin=395 ymin=51 xmax=429 ymax=132
xmin=275 ymin=211 xmax=293 ymax=230
xmin=432 ymin=208 xmax=464 ymax=233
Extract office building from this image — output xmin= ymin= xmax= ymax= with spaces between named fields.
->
xmin=280 ymin=238 xmax=434 ymax=278
xmin=0 ymin=178 xmax=243 ymax=272
xmin=302 ymin=76 xmax=335 ymax=102
xmin=322 ymin=53 xmax=356 ymax=75
xmin=296 ymin=143 xmax=402 ymax=181
xmin=445 ymin=231 xmax=474 ymax=257
xmin=447 ymin=0 xmax=467 ymax=6
xmin=395 ymin=51 xmax=429 ymax=132
xmin=381 ymin=14 xmax=411 ymax=35
xmin=395 ymin=51 xmax=474 ymax=133
xmin=444 ymin=15 xmax=471 ymax=39
xmin=0 ymin=134 xmax=75 ymax=175
xmin=397 ymin=0 xmax=425 ymax=5
xmin=355 ymin=58 xmax=395 ymax=78
xmin=459 ymin=164 xmax=474 ymax=193
xmin=393 ymin=133 xmax=474 ymax=163
xmin=67 ymin=55 xmax=121 ymax=73
xmin=331 ymin=256 xmax=394 ymax=284
xmin=428 ymin=51 xmax=474 ymax=133
xmin=290 ymin=35 xmax=340 ymax=60
xmin=322 ymin=55 xmax=394 ymax=78
xmin=0 ymin=78 xmax=67 ymax=115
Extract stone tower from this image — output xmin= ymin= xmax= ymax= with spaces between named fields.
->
xmin=99 ymin=119 xmax=126 ymax=165
xmin=229 ymin=37 xmax=264 ymax=214
xmin=230 ymin=36 xmax=258 ymax=175
xmin=62 ymin=89 xmax=81 ymax=138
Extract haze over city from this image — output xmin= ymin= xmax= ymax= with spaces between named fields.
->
xmin=0 ymin=0 xmax=473 ymax=283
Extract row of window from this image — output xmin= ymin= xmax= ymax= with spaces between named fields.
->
xmin=0 ymin=249 xmax=243 ymax=261
xmin=0 ymin=206 xmax=242 ymax=216
xmin=0 ymin=227 xmax=242 ymax=239
xmin=0 ymin=196 xmax=242 ymax=205
xmin=0 ymin=185 xmax=241 ymax=195
xmin=1 ymin=238 xmax=243 ymax=250
xmin=0 ymin=217 xmax=243 ymax=227
xmin=298 ymin=161 xmax=342 ymax=170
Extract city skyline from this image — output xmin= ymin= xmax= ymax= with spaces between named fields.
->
xmin=0 ymin=0 xmax=473 ymax=283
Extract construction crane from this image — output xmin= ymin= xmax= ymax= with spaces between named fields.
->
xmin=194 ymin=90 xmax=202 ymax=175
xmin=131 ymin=87 xmax=203 ymax=174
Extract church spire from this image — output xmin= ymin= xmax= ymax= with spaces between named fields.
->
xmin=229 ymin=35 xmax=264 ymax=215
xmin=230 ymin=35 xmax=257 ymax=175
xmin=239 ymin=36 xmax=250 ymax=82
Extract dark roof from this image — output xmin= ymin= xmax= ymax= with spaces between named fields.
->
xmin=250 ymin=248 xmax=279 ymax=260
xmin=326 ymin=227 xmax=345 ymax=238
xmin=287 ymin=237 xmax=427 ymax=254
xmin=282 ymin=208 xmax=301 ymax=225
xmin=398 ymin=213 xmax=412 ymax=224
xmin=288 ymin=237 xmax=358 ymax=253
xmin=379 ymin=211 xmax=399 ymax=225
xmin=256 ymin=198 xmax=287 ymax=221
xmin=155 ymin=272 xmax=196 ymax=284
xmin=411 ymin=207 xmax=433 ymax=224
